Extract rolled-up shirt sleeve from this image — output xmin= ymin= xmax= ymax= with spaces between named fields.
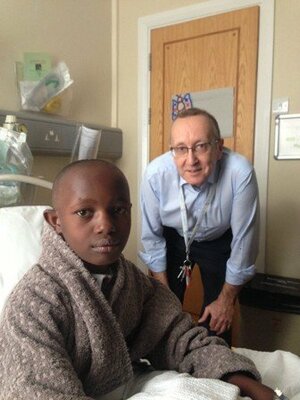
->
xmin=225 ymin=168 xmax=259 ymax=285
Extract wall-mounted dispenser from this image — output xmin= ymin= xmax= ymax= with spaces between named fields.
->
xmin=0 ymin=109 xmax=122 ymax=159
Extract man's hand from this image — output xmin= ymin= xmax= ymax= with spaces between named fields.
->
xmin=149 ymin=270 xmax=169 ymax=287
xmin=198 ymin=282 xmax=242 ymax=335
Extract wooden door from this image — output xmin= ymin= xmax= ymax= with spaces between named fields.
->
xmin=149 ymin=8 xmax=259 ymax=342
xmin=150 ymin=6 xmax=259 ymax=162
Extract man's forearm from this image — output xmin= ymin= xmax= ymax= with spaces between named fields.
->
xmin=218 ymin=282 xmax=243 ymax=305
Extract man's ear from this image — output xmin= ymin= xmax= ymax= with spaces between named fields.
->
xmin=43 ymin=209 xmax=62 ymax=234
xmin=216 ymin=138 xmax=224 ymax=160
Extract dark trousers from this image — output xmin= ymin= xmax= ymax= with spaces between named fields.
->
xmin=163 ymin=226 xmax=233 ymax=345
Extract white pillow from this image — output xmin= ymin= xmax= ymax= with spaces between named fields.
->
xmin=0 ymin=205 xmax=50 ymax=313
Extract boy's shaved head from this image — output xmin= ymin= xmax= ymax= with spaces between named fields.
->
xmin=52 ymin=159 xmax=130 ymax=210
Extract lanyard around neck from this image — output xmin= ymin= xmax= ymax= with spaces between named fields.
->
xmin=179 ymin=183 xmax=216 ymax=260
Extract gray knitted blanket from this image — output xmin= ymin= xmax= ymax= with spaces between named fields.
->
xmin=0 ymin=223 xmax=259 ymax=399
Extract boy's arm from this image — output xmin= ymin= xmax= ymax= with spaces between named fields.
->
xmin=141 ymin=279 xmax=258 ymax=379
xmin=225 ymin=373 xmax=280 ymax=400
xmin=141 ymin=281 xmax=280 ymax=398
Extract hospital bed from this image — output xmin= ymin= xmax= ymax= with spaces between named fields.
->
xmin=0 ymin=174 xmax=299 ymax=400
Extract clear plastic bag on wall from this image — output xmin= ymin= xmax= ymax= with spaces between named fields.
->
xmin=19 ymin=61 xmax=74 ymax=116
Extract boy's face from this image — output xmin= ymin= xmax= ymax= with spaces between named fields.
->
xmin=46 ymin=165 xmax=131 ymax=269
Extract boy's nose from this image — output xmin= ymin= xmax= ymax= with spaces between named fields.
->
xmin=94 ymin=212 xmax=116 ymax=234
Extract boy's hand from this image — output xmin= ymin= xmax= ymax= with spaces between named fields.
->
xmin=225 ymin=373 xmax=278 ymax=400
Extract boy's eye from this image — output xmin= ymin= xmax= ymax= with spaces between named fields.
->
xmin=76 ymin=209 xmax=93 ymax=218
xmin=112 ymin=206 xmax=130 ymax=215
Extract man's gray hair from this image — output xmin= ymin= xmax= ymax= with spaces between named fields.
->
xmin=175 ymin=108 xmax=221 ymax=140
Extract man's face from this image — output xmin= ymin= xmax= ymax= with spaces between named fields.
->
xmin=171 ymin=115 xmax=223 ymax=186
xmin=50 ymin=166 xmax=131 ymax=269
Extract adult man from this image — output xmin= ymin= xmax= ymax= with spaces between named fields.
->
xmin=139 ymin=108 xmax=259 ymax=344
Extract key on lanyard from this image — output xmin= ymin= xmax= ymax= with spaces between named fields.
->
xmin=177 ymin=259 xmax=192 ymax=286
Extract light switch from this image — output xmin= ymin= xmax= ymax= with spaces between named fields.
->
xmin=272 ymin=98 xmax=289 ymax=114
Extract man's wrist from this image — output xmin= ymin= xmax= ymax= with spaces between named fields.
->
xmin=219 ymin=282 xmax=242 ymax=304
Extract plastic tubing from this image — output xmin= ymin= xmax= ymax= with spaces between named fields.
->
xmin=0 ymin=174 xmax=52 ymax=190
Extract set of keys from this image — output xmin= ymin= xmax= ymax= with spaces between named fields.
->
xmin=177 ymin=259 xmax=192 ymax=286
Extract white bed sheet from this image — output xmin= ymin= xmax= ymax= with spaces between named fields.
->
xmin=96 ymin=349 xmax=300 ymax=400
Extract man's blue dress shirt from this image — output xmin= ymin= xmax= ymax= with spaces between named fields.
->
xmin=139 ymin=148 xmax=259 ymax=286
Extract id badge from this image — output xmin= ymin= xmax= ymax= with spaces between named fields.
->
xmin=177 ymin=259 xmax=192 ymax=286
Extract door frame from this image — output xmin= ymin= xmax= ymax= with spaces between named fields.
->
xmin=137 ymin=0 xmax=275 ymax=272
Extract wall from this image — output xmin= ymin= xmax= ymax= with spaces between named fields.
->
xmin=266 ymin=0 xmax=300 ymax=278
xmin=0 ymin=0 xmax=112 ymax=124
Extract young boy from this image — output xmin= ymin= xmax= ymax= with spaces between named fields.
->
xmin=0 ymin=160 xmax=276 ymax=400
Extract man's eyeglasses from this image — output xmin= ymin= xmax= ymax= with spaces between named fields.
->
xmin=170 ymin=140 xmax=219 ymax=158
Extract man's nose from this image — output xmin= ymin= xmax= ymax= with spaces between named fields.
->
xmin=186 ymin=147 xmax=198 ymax=163
xmin=94 ymin=211 xmax=116 ymax=234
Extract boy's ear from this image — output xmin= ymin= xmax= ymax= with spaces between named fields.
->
xmin=43 ymin=209 xmax=62 ymax=233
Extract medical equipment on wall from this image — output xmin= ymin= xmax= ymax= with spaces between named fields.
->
xmin=0 ymin=109 xmax=122 ymax=159
xmin=0 ymin=114 xmax=33 ymax=206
